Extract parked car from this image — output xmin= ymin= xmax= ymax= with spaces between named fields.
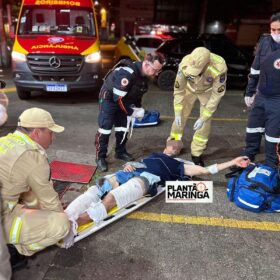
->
xmin=113 ymin=33 xmax=172 ymax=63
xmin=156 ymin=34 xmax=253 ymax=91
xmin=113 ymin=34 xmax=142 ymax=63
xmin=134 ymin=34 xmax=172 ymax=53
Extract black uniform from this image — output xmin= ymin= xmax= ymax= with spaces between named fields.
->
xmin=244 ymin=35 xmax=280 ymax=167
xmin=95 ymin=60 xmax=148 ymax=159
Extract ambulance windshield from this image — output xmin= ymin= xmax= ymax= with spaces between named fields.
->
xmin=18 ymin=7 xmax=96 ymax=36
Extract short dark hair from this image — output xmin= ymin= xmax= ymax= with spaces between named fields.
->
xmin=17 ymin=126 xmax=35 ymax=134
xmin=270 ymin=12 xmax=280 ymax=23
xmin=145 ymin=52 xmax=166 ymax=65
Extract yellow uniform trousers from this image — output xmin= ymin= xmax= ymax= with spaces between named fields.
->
xmin=170 ymin=89 xmax=212 ymax=157
xmin=3 ymin=204 xmax=70 ymax=256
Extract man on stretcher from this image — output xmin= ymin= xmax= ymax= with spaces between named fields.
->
xmin=63 ymin=141 xmax=250 ymax=248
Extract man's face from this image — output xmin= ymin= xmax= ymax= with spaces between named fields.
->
xmin=271 ymin=21 xmax=280 ymax=35
xmin=33 ymin=128 xmax=54 ymax=149
xmin=164 ymin=144 xmax=180 ymax=156
xmin=143 ymin=60 xmax=163 ymax=78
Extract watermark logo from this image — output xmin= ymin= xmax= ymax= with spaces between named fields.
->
xmin=165 ymin=181 xmax=213 ymax=203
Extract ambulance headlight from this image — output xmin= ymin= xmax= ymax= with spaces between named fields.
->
xmin=12 ymin=51 xmax=26 ymax=62
xmin=85 ymin=51 xmax=101 ymax=63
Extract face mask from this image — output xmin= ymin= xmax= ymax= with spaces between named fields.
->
xmin=271 ymin=34 xmax=280 ymax=43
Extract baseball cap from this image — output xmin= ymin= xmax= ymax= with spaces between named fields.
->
xmin=182 ymin=47 xmax=210 ymax=76
xmin=18 ymin=107 xmax=64 ymax=133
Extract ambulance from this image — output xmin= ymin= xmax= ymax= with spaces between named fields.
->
xmin=12 ymin=0 xmax=102 ymax=99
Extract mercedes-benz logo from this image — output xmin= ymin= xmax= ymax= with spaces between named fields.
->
xmin=49 ymin=56 xmax=61 ymax=68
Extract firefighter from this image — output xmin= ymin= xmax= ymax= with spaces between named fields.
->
xmin=0 ymin=108 xmax=70 ymax=269
xmin=95 ymin=52 xmax=165 ymax=172
xmin=243 ymin=12 xmax=280 ymax=168
xmin=169 ymin=47 xmax=227 ymax=166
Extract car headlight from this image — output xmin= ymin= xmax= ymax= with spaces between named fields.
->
xmin=12 ymin=51 xmax=27 ymax=62
xmin=85 ymin=51 xmax=101 ymax=63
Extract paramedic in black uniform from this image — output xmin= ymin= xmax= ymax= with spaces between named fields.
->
xmin=95 ymin=53 xmax=165 ymax=172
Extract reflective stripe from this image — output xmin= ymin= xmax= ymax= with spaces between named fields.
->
xmin=202 ymin=109 xmax=212 ymax=118
xmin=116 ymin=66 xmax=134 ymax=74
xmin=193 ymin=134 xmax=208 ymax=144
xmin=211 ymin=53 xmax=223 ymax=63
xmin=98 ymin=128 xmax=111 ymax=134
xmin=246 ymin=127 xmax=265 ymax=133
xmin=7 ymin=200 xmax=18 ymax=210
xmin=237 ymin=197 xmax=259 ymax=209
xmin=29 ymin=243 xmax=45 ymax=251
xmin=9 ymin=217 xmax=22 ymax=244
xmin=113 ymin=88 xmax=127 ymax=97
xmin=265 ymin=134 xmax=280 ymax=143
xmin=170 ymin=132 xmax=182 ymax=141
xmin=250 ymin=68 xmax=260 ymax=75
xmin=14 ymin=131 xmax=37 ymax=148
xmin=207 ymin=65 xmax=220 ymax=77
xmin=174 ymin=104 xmax=183 ymax=113
xmin=115 ymin=127 xmax=128 ymax=132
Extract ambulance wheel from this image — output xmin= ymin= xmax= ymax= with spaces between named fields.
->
xmin=17 ymin=88 xmax=31 ymax=100
xmin=157 ymin=69 xmax=176 ymax=91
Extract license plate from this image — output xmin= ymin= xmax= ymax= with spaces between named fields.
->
xmin=46 ymin=84 xmax=67 ymax=92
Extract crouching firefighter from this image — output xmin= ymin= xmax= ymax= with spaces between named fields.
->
xmin=0 ymin=108 xmax=70 ymax=270
xmin=95 ymin=52 xmax=165 ymax=172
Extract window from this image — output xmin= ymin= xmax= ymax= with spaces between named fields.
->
xmin=18 ymin=7 xmax=96 ymax=36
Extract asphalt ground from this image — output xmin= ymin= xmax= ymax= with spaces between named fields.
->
xmin=2 ymin=65 xmax=280 ymax=279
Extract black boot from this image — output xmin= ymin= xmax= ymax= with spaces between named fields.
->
xmin=7 ymin=244 xmax=28 ymax=271
xmin=191 ymin=155 xmax=205 ymax=167
xmin=115 ymin=151 xmax=134 ymax=161
xmin=96 ymin=158 xmax=108 ymax=172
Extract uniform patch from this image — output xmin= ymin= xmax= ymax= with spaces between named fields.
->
xmin=274 ymin=59 xmax=280 ymax=69
xmin=219 ymin=74 xmax=226 ymax=83
xmin=121 ymin=78 xmax=129 ymax=86
xmin=217 ymin=85 xmax=225 ymax=93
xmin=207 ymin=77 xmax=213 ymax=83
xmin=175 ymin=81 xmax=180 ymax=88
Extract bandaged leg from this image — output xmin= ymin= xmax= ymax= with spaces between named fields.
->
xmin=65 ymin=185 xmax=100 ymax=220
xmin=110 ymin=176 xmax=149 ymax=209
xmin=86 ymin=201 xmax=108 ymax=223
xmin=85 ymin=177 xmax=149 ymax=223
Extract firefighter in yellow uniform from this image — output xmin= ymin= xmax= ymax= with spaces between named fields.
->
xmin=0 ymin=108 xmax=70 ymax=267
xmin=169 ymin=47 xmax=227 ymax=166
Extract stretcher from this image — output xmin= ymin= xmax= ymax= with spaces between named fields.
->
xmin=74 ymin=185 xmax=165 ymax=243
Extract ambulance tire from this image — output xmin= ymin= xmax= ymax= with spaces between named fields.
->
xmin=157 ymin=69 xmax=176 ymax=91
xmin=17 ymin=88 xmax=31 ymax=100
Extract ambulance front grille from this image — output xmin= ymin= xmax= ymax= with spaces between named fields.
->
xmin=27 ymin=54 xmax=83 ymax=73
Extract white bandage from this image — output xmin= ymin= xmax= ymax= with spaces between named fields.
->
xmin=110 ymin=177 xmax=146 ymax=209
xmin=86 ymin=201 xmax=107 ymax=223
xmin=206 ymin=164 xmax=219 ymax=174
xmin=65 ymin=185 xmax=100 ymax=220
xmin=61 ymin=220 xmax=78 ymax=249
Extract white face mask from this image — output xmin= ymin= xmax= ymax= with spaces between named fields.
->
xmin=271 ymin=33 xmax=280 ymax=43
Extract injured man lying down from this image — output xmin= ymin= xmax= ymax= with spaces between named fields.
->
xmin=63 ymin=141 xmax=250 ymax=248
